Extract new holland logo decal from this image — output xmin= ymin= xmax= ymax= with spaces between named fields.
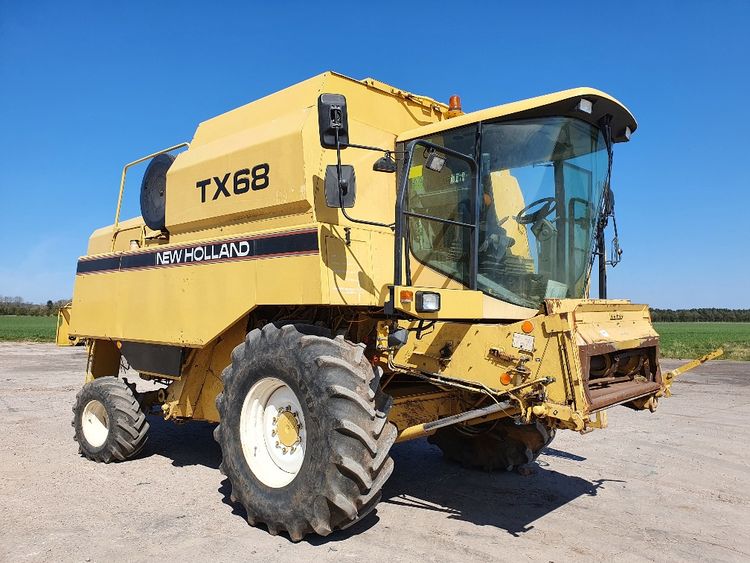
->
xmin=77 ymin=229 xmax=318 ymax=275
xmin=155 ymin=240 xmax=253 ymax=265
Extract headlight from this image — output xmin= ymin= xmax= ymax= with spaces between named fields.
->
xmin=415 ymin=291 xmax=441 ymax=312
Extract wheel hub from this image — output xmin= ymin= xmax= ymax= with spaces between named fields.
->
xmin=274 ymin=408 xmax=301 ymax=448
xmin=239 ymin=377 xmax=307 ymax=488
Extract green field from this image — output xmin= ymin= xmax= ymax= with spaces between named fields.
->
xmin=1 ymin=316 xmax=747 ymax=360
xmin=654 ymin=322 xmax=750 ymax=361
xmin=0 ymin=316 xmax=57 ymax=342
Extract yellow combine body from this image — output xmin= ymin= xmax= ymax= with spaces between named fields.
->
xmin=63 ymin=72 xmax=715 ymax=541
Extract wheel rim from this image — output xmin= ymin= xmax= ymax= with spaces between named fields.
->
xmin=240 ymin=377 xmax=306 ymax=488
xmin=81 ymin=399 xmax=109 ymax=448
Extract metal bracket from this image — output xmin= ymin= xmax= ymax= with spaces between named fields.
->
xmin=543 ymin=315 xmax=571 ymax=334
xmin=112 ymin=142 xmax=190 ymax=251
xmin=661 ymin=348 xmax=723 ymax=396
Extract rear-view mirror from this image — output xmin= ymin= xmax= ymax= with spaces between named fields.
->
xmin=318 ymin=93 xmax=349 ymax=148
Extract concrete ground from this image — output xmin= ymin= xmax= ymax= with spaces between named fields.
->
xmin=0 ymin=343 xmax=748 ymax=562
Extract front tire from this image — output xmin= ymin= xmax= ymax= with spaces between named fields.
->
xmin=72 ymin=377 xmax=150 ymax=463
xmin=214 ymin=324 xmax=397 ymax=542
xmin=428 ymin=419 xmax=555 ymax=471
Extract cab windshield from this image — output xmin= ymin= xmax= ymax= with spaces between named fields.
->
xmin=405 ymin=117 xmax=609 ymax=308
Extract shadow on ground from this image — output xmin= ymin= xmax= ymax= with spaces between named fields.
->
xmin=143 ymin=418 xmax=620 ymax=542
xmin=143 ymin=416 xmax=221 ymax=469
xmin=382 ymin=439 xmax=618 ymax=537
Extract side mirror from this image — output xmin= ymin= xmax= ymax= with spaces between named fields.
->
xmin=317 ymin=94 xmax=394 ymax=228
xmin=318 ymin=93 xmax=349 ymax=148
xmin=325 ymin=165 xmax=356 ymax=208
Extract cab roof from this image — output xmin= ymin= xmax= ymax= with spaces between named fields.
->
xmin=397 ymin=87 xmax=637 ymax=143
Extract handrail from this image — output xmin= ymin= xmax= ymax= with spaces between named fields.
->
xmin=111 ymin=142 xmax=190 ymax=251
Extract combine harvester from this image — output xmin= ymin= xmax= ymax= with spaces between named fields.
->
xmin=60 ymin=72 xmax=721 ymax=541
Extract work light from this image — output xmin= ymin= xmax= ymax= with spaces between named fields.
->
xmin=425 ymin=151 xmax=446 ymax=172
xmin=415 ymin=291 xmax=441 ymax=312
xmin=575 ymin=98 xmax=593 ymax=114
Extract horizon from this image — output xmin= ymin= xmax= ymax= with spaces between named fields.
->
xmin=3 ymin=295 xmax=750 ymax=312
xmin=1 ymin=2 xmax=748 ymax=308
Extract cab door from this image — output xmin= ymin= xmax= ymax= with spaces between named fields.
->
xmin=396 ymin=139 xmax=479 ymax=292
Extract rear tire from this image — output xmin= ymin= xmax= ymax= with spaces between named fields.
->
xmin=72 ymin=377 xmax=150 ymax=463
xmin=214 ymin=323 xmax=396 ymax=542
xmin=428 ymin=419 xmax=555 ymax=471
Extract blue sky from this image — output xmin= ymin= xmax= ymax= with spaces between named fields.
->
xmin=1 ymin=1 xmax=748 ymax=307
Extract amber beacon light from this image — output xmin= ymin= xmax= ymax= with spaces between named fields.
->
xmin=446 ymin=95 xmax=463 ymax=118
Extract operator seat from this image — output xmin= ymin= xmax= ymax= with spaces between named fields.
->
xmin=484 ymin=169 xmax=532 ymax=260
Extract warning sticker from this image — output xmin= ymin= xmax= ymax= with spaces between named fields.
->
xmin=512 ymin=332 xmax=534 ymax=352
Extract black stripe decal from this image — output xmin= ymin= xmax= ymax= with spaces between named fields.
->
xmin=76 ymin=256 xmax=121 ymax=274
xmin=77 ymin=230 xmax=318 ymax=275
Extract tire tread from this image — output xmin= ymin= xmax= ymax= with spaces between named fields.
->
xmin=214 ymin=323 xmax=396 ymax=541
xmin=72 ymin=376 xmax=149 ymax=463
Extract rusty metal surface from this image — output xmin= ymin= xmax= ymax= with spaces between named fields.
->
xmin=578 ymin=338 xmax=662 ymax=411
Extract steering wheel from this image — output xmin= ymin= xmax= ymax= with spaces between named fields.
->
xmin=516 ymin=197 xmax=557 ymax=225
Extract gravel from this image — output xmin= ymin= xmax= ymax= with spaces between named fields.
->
xmin=1 ymin=343 xmax=748 ymax=562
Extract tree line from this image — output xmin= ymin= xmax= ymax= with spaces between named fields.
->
xmin=650 ymin=308 xmax=750 ymax=322
xmin=0 ymin=296 xmax=69 ymax=316
xmin=1 ymin=296 xmax=748 ymax=322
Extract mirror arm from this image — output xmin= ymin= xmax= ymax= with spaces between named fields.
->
xmin=334 ymin=128 xmax=395 ymax=230
xmin=597 ymin=227 xmax=607 ymax=299
xmin=335 ymin=128 xmax=346 ymax=195
xmin=341 ymin=142 xmax=400 ymax=174
xmin=341 ymin=141 xmax=400 ymax=154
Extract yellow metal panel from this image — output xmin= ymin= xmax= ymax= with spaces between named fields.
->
xmin=167 ymin=212 xmax=315 ymax=244
xmin=306 ymin=118 xmax=399 ymax=229
xmin=571 ymin=302 xmax=657 ymax=346
xmin=71 ymin=228 xmax=322 ymax=346
xmin=186 ymin=69 xmax=444 ymax=146
xmin=323 ymin=231 xmax=375 ymax=306
xmin=86 ymin=340 xmax=121 ymax=381
xmin=409 ymin=259 xmax=467 ymax=290
xmin=393 ymin=286 xmax=484 ymax=319
xmin=164 ymin=318 xmax=248 ymax=422
xmin=319 ymin=226 xmax=396 ymax=307
xmin=166 ymin=108 xmax=310 ymax=234
xmin=320 ymin=72 xmax=445 ymax=133
xmin=390 ymin=312 xmax=583 ymax=414
xmin=359 ymin=77 xmax=448 ymax=115
xmin=191 ymin=74 xmax=326 ymax=144
xmin=55 ymin=305 xmax=76 ymax=346
xmin=391 ymin=284 xmax=537 ymax=321
xmin=481 ymin=294 xmax=538 ymax=320
xmin=87 ymin=217 xmax=143 ymax=255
